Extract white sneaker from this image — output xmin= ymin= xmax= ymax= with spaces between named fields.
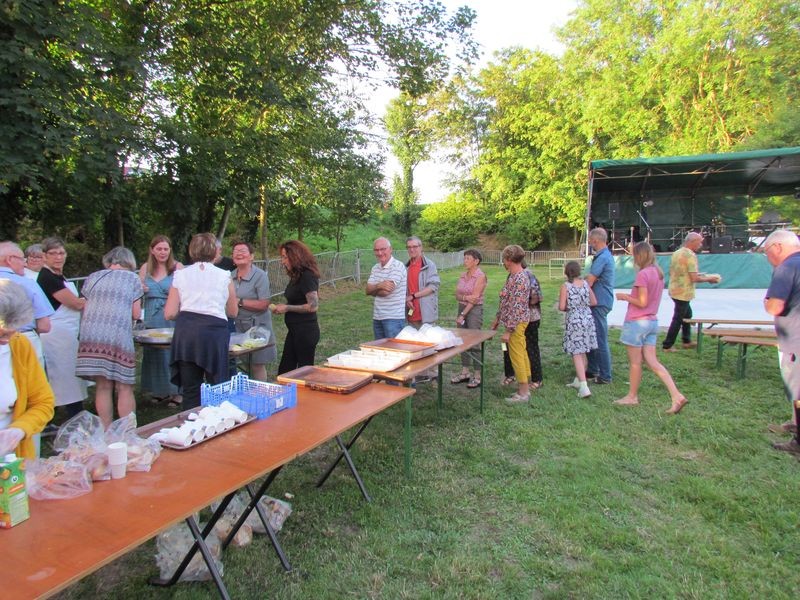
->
xmin=578 ymin=383 xmax=591 ymax=398
xmin=566 ymin=377 xmax=581 ymax=389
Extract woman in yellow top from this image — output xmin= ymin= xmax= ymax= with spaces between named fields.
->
xmin=0 ymin=280 xmax=55 ymax=459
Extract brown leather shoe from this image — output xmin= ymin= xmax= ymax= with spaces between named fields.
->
xmin=772 ymin=438 xmax=800 ymax=456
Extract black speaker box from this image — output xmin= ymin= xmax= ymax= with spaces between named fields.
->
xmin=710 ymin=235 xmax=732 ymax=254
xmin=608 ymin=203 xmax=620 ymax=220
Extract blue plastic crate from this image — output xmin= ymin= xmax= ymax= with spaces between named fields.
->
xmin=201 ymin=373 xmax=297 ymax=420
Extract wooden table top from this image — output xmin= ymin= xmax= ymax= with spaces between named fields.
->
xmin=5 ymin=383 xmax=414 ymax=599
xmin=684 ymin=318 xmax=774 ymax=326
xmin=370 ymin=328 xmax=497 ymax=384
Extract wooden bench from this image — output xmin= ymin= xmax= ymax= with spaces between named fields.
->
xmin=683 ymin=318 xmax=774 ymax=353
xmin=699 ymin=328 xmax=776 ymax=369
xmin=719 ymin=335 xmax=778 ymax=378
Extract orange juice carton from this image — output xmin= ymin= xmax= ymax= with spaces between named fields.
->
xmin=0 ymin=454 xmax=29 ymax=528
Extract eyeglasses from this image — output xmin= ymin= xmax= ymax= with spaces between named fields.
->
xmin=373 ymin=247 xmax=390 ymax=253
xmin=6 ymin=254 xmax=24 ymax=262
xmin=406 ymin=244 xmax=421 ymax=249
xmin=764 ymin=242 xmax=780 ymax=254
xmin=46 ymin=250 xmax=67 ymax=256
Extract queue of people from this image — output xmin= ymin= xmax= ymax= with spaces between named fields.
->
xmin=2 ymin=227 xmax=796 ymax=460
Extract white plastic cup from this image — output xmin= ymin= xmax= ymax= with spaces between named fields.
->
xmin=106 ymin=442 xmax=128 ymax=466
xmin=110 ymin=463 xmax=127 ymax=479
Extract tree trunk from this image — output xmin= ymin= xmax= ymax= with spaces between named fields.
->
xmin=259 ymin=185 xmax=268 ymax=260
xmin=217 ymin=199 xmax=231 ymax=243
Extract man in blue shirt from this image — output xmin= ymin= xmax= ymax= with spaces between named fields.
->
xmin=763 ymin=229 xmax=800 ymax=456
xmin=0 ymin=241 xmax=53 ymax=347
xmin=585 ymin=228 xmax=615 ymax=384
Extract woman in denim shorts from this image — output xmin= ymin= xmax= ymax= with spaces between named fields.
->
xmin=614 ymin=242 xmax=688 ymax=414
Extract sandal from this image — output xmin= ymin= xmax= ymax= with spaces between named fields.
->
xmin=466 ymin=378 xmax=481 ymax=389
xmin=501 ymin=376 xmax=516 ymax=386
xmin=504 ymin=393 xmax=530 ymax=404
xmin=450 ymin=374 xmax=471 ymax=384
xmin=529 ymin=381 xmax=544 ymax=391
xmin=165 ymin=396 xmax=183 ymax=409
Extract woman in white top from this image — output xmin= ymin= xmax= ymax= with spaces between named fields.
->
xmin=164 ymin=233 xmax=238 ymax=409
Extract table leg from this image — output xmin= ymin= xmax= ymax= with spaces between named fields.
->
xmin=150 ymin=493 xmax=236 ymax=597
xmin=716 ymin=337 xmax=724 ymax=368
xmin=186 ymin=516 xmax=231 ymax=600
xmin=317 ymin=418 xmax=372 ymax=497
xmin=479 ymin=342 xmax=485 ymax=414
xmin=333 ymin=434 xmax=372 ymax=502
xmin=405 ymin=395 xmax=412 ymax=476
xmin=436 ymin=363 xmax=443 ymax=412
xmin=222 ymin=468 xmax=291 ymax=572
xmin=696 ymin=323 xmax=704 ymax=353
xmin=737 ymin=343 xmax=747 ymax=379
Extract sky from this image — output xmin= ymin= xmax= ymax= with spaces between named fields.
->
xmin=375 ymin=0 xmax=579 ymax=203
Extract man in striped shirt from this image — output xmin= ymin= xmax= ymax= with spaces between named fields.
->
xmin=366 ymin=237 xmax=407 ymax=339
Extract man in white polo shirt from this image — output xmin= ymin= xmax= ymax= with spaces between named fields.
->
xmin=366 ymin=237 xmax=407 ymax=339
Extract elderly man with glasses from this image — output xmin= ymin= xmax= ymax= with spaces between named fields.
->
xmin=0 ymin=241 xmax=53 ymax=361
xmin=763 ymin=229 xmax=800 ymax=457
xmin=366 ymin=237 xmax=407 ymax=340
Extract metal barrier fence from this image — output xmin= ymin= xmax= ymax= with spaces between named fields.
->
xmin=68 ymin=248 xmax=577 ymax=294
xmin=479 ymin=249 xmax=583 ymax=268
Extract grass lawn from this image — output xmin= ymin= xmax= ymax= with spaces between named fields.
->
xmin=54 ymin=264 xmax=797 ymax=599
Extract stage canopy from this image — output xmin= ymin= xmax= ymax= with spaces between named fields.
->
xmin=586 ymin=146 xmax=800 ymax=252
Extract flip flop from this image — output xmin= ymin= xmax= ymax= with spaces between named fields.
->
xmin=467 ymin=378 xmax=481 ymax=389
xmin=450 ymin=374 xmax=471 ymax=384
xmin=501 ymin=376 xmax=516 ymax=386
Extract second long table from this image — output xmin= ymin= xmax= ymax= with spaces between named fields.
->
xmin=368 ymin=328 xmax=497 ymax=475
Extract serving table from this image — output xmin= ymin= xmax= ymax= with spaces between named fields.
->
xmin=365 ymin=328 xmax=497 ymax=475
xmin=5 ymin=383 xmax=415 ymax=599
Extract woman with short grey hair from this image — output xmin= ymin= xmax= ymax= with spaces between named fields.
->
xmin=0 ymin=280 xmax=55 ymax=458
xmin=76 ymin=246 xmax=144 ymax=427
xmin=23 ymin=243 xmax=44 ymax=280
xmin=102 ymin=246 xmax=137 ymax=271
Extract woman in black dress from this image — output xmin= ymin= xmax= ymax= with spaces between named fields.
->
xmin=271 ymin=240 xmax=320 ymax=375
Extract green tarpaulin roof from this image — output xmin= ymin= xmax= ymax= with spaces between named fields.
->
xmin=589 ymin=146 xmax=800 ymax=199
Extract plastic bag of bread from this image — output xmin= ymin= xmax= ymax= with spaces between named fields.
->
xmin=26 ymin=457 xmax=93 ymax=500
xmin=248 ymin=495 xmax=292 ymax=534
xmin=53 ymin=412 xmax=111 ymax=481
xmin=211 ymin=492 xmax=292 ymax=535
xmin=213 ymin=515 xmax=253 ymax=548
xmin=53 ymin=411 xmax=106 ymax=454
xmin=105 ymin=413 xmax=162 ymax=472
xmin=209 ymin=494 xmax=252 ymax=547
xmin=155 ymin=521 xmax=224 ymax=582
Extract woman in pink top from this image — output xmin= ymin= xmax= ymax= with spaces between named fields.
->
xmin=451 ymin=249 xmax=487 ymax=387
xmin=615 ymin=242 xmax=687 ymax=414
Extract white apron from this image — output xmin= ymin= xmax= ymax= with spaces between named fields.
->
xmin=39 ymin=281 xmax=87 ymax=407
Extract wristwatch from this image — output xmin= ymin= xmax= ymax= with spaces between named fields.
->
xmin=238 ymin=298 xmax=243 ymax=308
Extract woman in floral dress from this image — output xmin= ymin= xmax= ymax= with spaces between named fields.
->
xmin=559 ymin=260 xmax=597 ymax=398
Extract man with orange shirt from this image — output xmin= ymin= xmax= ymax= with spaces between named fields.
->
xmin=405 ymin=237 xmax=440 ymax=382
xmin=404 ymin=236 xmax=440 ymax=328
